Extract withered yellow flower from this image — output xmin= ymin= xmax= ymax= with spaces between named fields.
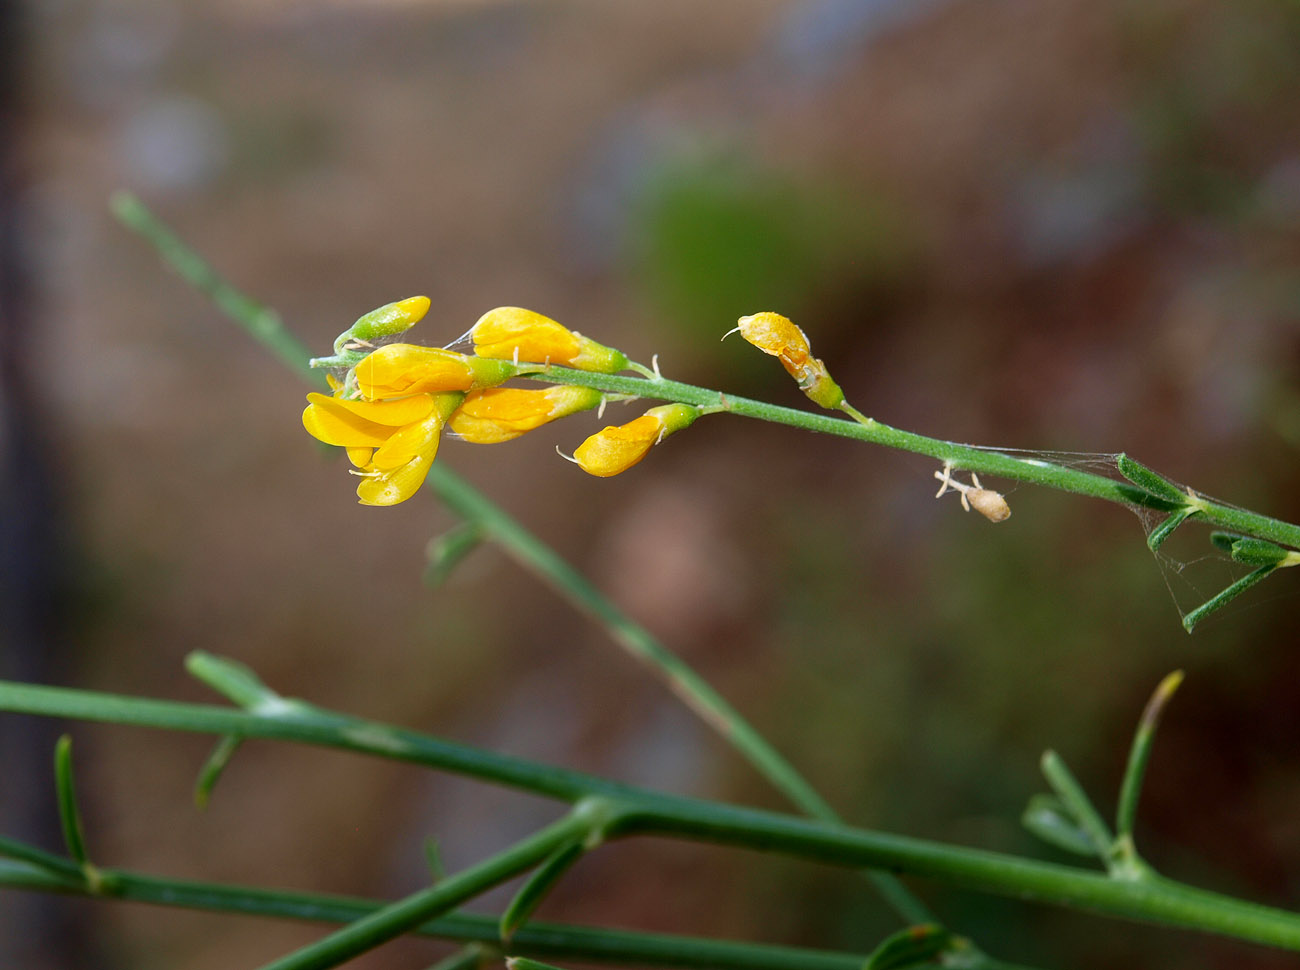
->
xmin=734 ymin=311 xmax=844 ymax=410
xmin=472 ymin=307 xmax=628 ymax=373
xmin=572 ymin=403 xmax=698 ymax=477
xmin=356 ymin=344 xmax=516 ymax=400
xmin=449 ymin=386 xmax=603 ymax=444
xmin=736 ymin=311 xmax=812 ymax=372
xmin=302 ymin=391 xmax=463 ymax=506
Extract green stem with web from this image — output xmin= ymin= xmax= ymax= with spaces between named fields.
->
xmin=522 ymin=366 xmax=1300 ymax=550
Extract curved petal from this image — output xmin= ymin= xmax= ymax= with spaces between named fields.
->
xmin=303 ymin=393 xmax=401 ymax=448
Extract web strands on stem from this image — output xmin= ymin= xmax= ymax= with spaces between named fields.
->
xmin=961 ymin=445 xmax=1295 ymax=630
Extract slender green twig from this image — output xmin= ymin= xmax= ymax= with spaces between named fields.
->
xmin=517 ymin=367 xmax=1300 ymax=552
xmin=3 ymin=673 xmax=1299 ymax=952
xmin=0 ymin=855 xmax=870 ymax=970
xmin=258 ymin=805 xmax=606 ymax=970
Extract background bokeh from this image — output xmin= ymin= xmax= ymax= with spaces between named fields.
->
xmin=3 ymin=1 xmax=1300 ymax=968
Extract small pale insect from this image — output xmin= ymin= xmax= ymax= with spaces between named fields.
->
xmin=934 ymin=465 xmax=1011 ymax=523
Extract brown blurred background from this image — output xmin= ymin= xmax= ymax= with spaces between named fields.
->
xmin=3 ymin=0 xmax=1300 ymax=967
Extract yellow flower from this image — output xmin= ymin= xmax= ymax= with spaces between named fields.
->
xmin=572 ymin=403 xmax=698 ymax=477
xmin=472 ymin=307 xmax=628 ymax=373
xmin=449 ymin=386 xmax=604 ymax=444
xmin=356 ymin=344 xmax=516 ymax=400
xmin=302 ymin=391 xmax=463 ymax=506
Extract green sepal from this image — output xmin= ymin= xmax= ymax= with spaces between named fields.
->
xmin=1021 ymin=793 xmax=1099 ymax=856
xmin=194 ymin=734 xmax=243 ymax=810
xmin=424 ymin=522 xmax=485 ymax=588
xmin=1116 ymin=454 xmax=1186 ymax=503
xmin=499 ymin=841 xmax=586 ymax=943
xmin=864 ymin=923 xmax=953 ymax=970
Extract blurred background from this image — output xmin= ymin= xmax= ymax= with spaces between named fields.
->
xmin=2 ymin=0 xmax=1300 ymax=967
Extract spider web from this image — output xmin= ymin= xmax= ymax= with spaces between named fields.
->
xmin=955 ymin=444 xmax=1288 ymax=630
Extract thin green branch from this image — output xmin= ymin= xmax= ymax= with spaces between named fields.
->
xmin=258 ymin=805 xmax=605 ymax=970
xmin=0 ymin=857 xmax=868 ymax=970
xmin=521 ymin=367 xmax=1300 ymax=552
xmin=4 ymin=674 xmax=1299 ymax=952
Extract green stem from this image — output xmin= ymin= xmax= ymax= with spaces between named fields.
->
xmin=525 ymin=367 xmax=1300 ymax=551
xmin=0 ymin=855 xmax=870 ymax=970
xmin=425 ymin=465 xmax=932 ymax=925
xmin=110 ymin=192 xmax=325 ymax=390
xmin=4 ymin=676 xmax=1299 ymax=952
xmin=259 ymin=805 xmax=604 ymax=970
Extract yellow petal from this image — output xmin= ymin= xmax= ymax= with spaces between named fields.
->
xmin=356 ymin=451 xmax=436 ymax=506
xmin=370 ymin=413 xmax=443 ymax=470
xmin=303 ymin=393 xmax=402 ymax=448
xmin=346 ymin=447 xmax=374 ymax=468
xmin=449 ymin=386 xmax=602 ymax=444
xmin=356 ymin=345 xmax=477 ymax=398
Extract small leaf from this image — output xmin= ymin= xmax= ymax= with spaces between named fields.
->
xmin=864 ymin=923 xmax=953 ymax=970
xmin=1209 ymin=531 xmax=1241 ymax=552
xmin=54 ymin=736 xmax=89 ymax=867
xmin=1116 ymin=671 xmax=1184 ymax=840
xmin=1182 ymin=565 xmax=1277 ymax=633
xmin=499 ymin=841 xmax=585 ymax=943
xmin=1228 ymin=537 xmax=1292 ymax=567
xmin=423 ymin=837 xmax=446 ymax=882
xmin=1148 ymin=507 xmax=1198 ymax=551
xmin=186 ymin=652 xmax=280 ymax=709
xmin=1116 ymin=454 xmax=1186 ymax=503
xmin=1022 ymin=793 xmax=1098 ymax=856
xmin=424 ymin=522 xmax=484 ymax=588
xmin=194 ymin=735 xmax=243 ymax=810
xmin=1039 ymin=750 xmax=1114 ymax=856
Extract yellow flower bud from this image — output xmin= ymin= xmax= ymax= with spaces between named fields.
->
xmin=344 ymin=296 xmax=430 ymax=345
xmin=472 ymin=307 xmax=628 ymax=373
xmin=449 ymin=386 xmax=603 ymax=444
xmin=356 ymin=344 xmax=515 ymax=400
xmin=572 ymin=403 xmax=698 ymax=477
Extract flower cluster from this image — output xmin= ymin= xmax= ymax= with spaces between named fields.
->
xmin=303 ymin=300 xmax=699 ymax=505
